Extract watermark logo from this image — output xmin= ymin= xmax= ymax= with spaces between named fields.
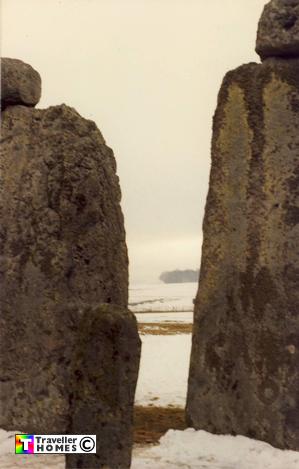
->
xmin=15 ymin=435 xmax=96 ymax=454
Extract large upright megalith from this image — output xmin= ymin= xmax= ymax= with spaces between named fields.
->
xmin=186 ymin=1 xmax=299 ymax=451
xmin=0 ymin=57 xmax=141 ymax=468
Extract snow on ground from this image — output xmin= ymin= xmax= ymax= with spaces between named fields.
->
xmin=129 ymin=282 xmax=197 ymax=312
xmin=135 ymin=334 xmax=192 ymax=407
xmin=136 ymin=311 xmax=193 ymax=324
xmin=1 ymin=428 xmax=299 ymax=469
xmin=132 ymin=428 xmax=299 ymax=469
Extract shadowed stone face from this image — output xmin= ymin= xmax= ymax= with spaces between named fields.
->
xmin=67 ymin=304 xmax=141 ymax=469
xmin=256 ymin=0 xmax=299 ymax=59
xmin=186 ymin=59 xmax=299 ymax=450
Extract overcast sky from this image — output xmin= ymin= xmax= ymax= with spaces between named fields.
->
xmin=1 ymin=0 xmax=266 ymax=284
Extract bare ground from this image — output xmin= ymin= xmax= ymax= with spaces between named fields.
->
xmin=134 ymin=406 xmax=187 ymax=445
xmin=138 ymin=322 xmax=192 ymax=335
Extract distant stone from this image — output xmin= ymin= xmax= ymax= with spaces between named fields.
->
xmin=256 ymin=0 xmax=299 ymax=59
xmin=159 ymin=269 xmax=199 ymax=284
xmin=1 ymin=57 xmax=41 ymax=109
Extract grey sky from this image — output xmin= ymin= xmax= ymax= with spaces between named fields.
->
xmin=1 ymin=0 xmax=266 ymax=283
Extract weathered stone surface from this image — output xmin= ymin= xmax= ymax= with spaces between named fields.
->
xmin=186 ymin=58 xmax=299 ymax=450
xmin=67 ymin=305 xmax=140 ymax=469
xmin=0 ymin=104 xmax=128 ymax=309
xmin=0 ymin=99 xmax=141 ymax=466
xmin=1 ymin=57 xmax=41 ymax=108
xmin=256 ymin=0 xmax=299 ymax=59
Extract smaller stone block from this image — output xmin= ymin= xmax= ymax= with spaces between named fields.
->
xmin=1 ymin=57 xmax=41 ymax=108
xmin=256 ymin=0 xmax=299 ymax=59
xmin=66 ymin=304 xmax=141 ymax=469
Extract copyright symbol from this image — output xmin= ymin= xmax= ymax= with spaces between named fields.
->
xmin=79 ymin=436 xmax=95 ymax=452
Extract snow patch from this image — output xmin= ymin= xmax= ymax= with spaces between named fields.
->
xmin=136 ymin=311 xmax=193 ymax=324
xmin=135 ymin=334 xmax=192 ymax=407
xmin=132 ymin=428 xmax=299 ymax=469
xmin=129 ymin=282 xmax=197 ymax=312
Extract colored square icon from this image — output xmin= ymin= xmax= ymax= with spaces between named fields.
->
xmin=15 ymin=434 xmax=34 ymax=454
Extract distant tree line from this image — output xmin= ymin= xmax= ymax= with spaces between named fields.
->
xmin=159 ymin=269 xmax=199 ymax=284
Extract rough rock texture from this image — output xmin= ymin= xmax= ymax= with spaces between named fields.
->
xmin=1 ymin=57 xmax=41 ymax=109
xmin=67 ymin=305 xmax=140 ymax=469
xmin=0 ymin=60 xmax=141 ymax=468
xmin=256 ymin=0 xmax=299 ymax=59
xmin=186 ymin=59 xmax=299 ymax=450
xmin=0 ymin=104 xmax=128 ymax=309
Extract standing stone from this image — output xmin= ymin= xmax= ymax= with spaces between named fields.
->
xmin=67 ymin=305 xmax=140 ymax=469
xmin=0 ymin=58 xmax=141 ymax=468
xmin=186 ymin=1 xmax=299 ymax=451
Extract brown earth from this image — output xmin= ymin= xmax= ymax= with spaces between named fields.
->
xmin=134 ymin=406 xmax=187 ymax=445
xmin=138 ymin=322 xmax=192 ymax=335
